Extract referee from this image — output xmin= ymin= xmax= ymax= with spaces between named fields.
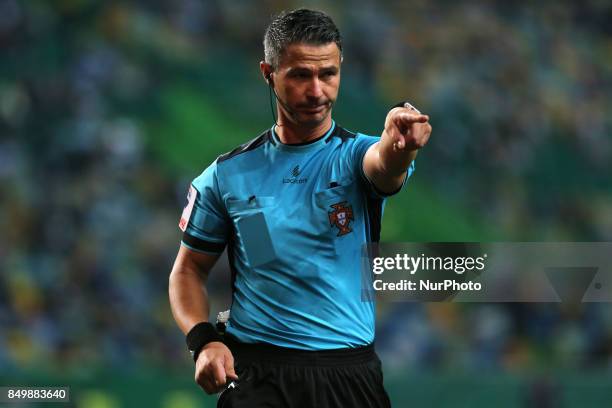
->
xmin=169 ymin=8 xmax=432 ymax=408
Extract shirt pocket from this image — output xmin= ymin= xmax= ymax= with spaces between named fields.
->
xmin=227 ymin=196 xmax=276 ymax=267
xmin=314 ymin=177 xmax=356 ymax=240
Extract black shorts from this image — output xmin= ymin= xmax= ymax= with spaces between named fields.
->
xmin=218 ymin=335 xmax=392 ymax=408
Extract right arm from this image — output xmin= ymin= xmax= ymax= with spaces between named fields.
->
xmin=168 ymin=245 xmax=238 ymax=394
xmin=169 ymin=245 xmax=217 ymax=333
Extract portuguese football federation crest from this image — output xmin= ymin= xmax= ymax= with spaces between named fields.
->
xmin=328 ymin=201 xmax=354 ymax=236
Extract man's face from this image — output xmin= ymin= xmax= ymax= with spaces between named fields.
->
xmin=272 ymin=42 xmax=341 ymax=126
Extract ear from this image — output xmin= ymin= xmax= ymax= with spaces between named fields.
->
xmin=260 ymin=61 xmax=273 ymax=84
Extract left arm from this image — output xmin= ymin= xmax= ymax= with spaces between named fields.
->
xmin=363 ymin=105 xmax=432 ymax=194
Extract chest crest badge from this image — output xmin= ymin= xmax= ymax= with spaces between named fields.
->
xmin=328 ymin=201 xmax=354 ymax=236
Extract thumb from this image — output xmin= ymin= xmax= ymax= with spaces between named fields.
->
xmin=394 ymin=133 xmax=406 ymax=150
xmin=224 ymin=353 xmax=239 ymax=380
xmin=212 ymin=359 xmax=227 ymax=386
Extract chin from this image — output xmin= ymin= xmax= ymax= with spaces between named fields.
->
xmin=297 ymin=109 xmax=331 ymax=126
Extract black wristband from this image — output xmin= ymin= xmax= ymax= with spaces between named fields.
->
xmin=186 ymin=322 xmax=223 ymax=362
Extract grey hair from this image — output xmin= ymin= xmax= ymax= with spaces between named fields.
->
xmin=263 ymin=8 xmax=343 ymax=69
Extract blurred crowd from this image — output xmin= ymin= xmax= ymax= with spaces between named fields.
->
xmin=1 ymin=0 xmax=611 ymax=376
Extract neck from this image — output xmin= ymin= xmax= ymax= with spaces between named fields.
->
xmin=275 ymin=107 xmax=333 ymax=145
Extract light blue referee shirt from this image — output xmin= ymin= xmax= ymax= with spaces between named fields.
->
xmin=179 ymin=121 xmax=414 ymax=350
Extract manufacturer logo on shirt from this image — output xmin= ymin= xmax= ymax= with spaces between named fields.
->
xmin=328 ymin=201 xmax=354 ymax=236
xmin=283 ymin=164 xmax=308 ymax=184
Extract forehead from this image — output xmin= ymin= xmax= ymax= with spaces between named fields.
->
xmin=278 ymin=42 xmax=341 ymax=69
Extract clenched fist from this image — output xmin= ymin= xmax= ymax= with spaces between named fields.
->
xmin=195 ymin=341 xmax=239 ymax=394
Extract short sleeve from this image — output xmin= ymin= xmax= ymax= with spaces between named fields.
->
xmin=350 ymin=133 xmax=416 ymax=198
xmin=179 ymin=160 xmax=229 ymax=254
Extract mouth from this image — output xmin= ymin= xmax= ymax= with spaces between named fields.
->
xmin=300 ymin=104 xmax=328 ymax=114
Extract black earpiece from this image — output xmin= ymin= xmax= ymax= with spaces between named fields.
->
xmin=266 ymin=70 xmax=296 ymax=123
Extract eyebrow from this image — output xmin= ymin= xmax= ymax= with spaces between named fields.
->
xmin=320 ymin=66 xmax=339 ymax=73
xmin=288 ymin=66 xmax=339 ymax=74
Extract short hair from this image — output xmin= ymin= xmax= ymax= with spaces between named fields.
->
xmin=263 ymin=8 xmax=343 ymax=69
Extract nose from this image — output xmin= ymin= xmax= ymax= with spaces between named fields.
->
xmin=306 ymin=77 xmax=323 ymax=99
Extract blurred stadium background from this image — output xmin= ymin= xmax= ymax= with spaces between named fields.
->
xmin=1 ymin=0 xmax=611 ymax=407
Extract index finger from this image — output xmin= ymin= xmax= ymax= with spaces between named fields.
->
xmin=394 ymin=112 xmax=429 ymax=124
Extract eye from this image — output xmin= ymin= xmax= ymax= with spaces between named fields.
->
xmin=290 ymin=71 xmax=310 ymax=79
